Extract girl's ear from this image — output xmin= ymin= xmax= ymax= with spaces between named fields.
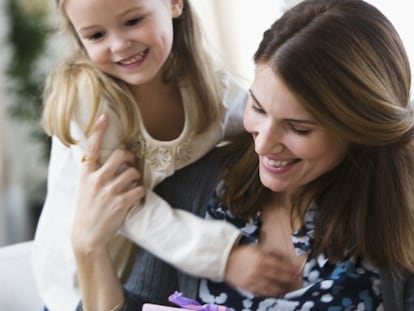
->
xmin=171 ymin=0 xmax=184 ymax=18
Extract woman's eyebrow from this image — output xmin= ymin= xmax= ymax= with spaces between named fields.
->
xmin=249 ymin=88 xmax=317 ymax=125
xmin=285 ymin=118 xmax=318 ymax=125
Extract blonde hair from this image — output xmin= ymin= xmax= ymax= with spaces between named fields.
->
xmin=42 ymin=0 xmax=222 ymax=145
xmin=42 ymin=51 xmax=138 ymax=145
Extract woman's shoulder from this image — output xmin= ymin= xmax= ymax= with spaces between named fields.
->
xmin=380 ymin=267 xmax=414 ymax=310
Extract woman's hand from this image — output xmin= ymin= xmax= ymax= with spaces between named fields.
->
xmin=71 ymin=113 xmax=145 ymax=311
xmin=224 ymin=244 xmax=301 ymax=297
xmin=71 ymin=113 xmax=146 ymax=254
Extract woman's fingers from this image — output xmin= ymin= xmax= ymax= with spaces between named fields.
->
xmin=108 ymin=165 xmax=142 ymax=196
xmin=73 ymin=112 xmax=145 ymax=251
xmin=224 ymin=245 xmax=301 ymax=297
xmin=82 ymin=113 xmax=138 ymax=183
xmin=98 ymin=149 xmax=137 ymax=184
xmin=256 ymin=251 xmax=303 ymax=295
xmin=81 ymin=113 xmax=109 ymax=172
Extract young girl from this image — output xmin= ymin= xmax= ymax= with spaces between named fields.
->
xmin=32 ymin=1 xmax=295 ymax=310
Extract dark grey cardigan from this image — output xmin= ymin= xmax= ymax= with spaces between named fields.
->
xmin=91 ymin=149 xmax=414 ymax=311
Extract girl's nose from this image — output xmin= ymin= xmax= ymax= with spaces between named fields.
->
xmin=110 ymin=34 xmax=132 ymax=53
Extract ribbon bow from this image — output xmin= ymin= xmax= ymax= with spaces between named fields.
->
xmin=168 ymin=292 xmax=232 ymax=311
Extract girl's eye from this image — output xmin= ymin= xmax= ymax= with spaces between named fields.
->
xmin=288 ymin=123 xmax=311 ymax=136
xmin=125 ymin=17 xmax=142 ymax=26
xmin=89 ymin=31 xmax=105 ymax=41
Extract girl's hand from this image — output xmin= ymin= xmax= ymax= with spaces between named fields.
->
xmin=224 ymin=244 xmax=301 ymax=297
xmin=71 ymin=113 xmax=146 ymax=254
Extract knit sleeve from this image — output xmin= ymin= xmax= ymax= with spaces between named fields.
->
xmin=119 ymin=148 xmax=241 ymax=282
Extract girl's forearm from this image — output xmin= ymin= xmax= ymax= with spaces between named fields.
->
xmin=121 ymin=190 xmax=241 ymax=281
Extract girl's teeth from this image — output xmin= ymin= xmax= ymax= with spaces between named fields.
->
xmin=120 ymin=52 xmax=145 ymax=65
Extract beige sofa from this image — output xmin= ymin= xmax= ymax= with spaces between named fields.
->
xmin=0 ymin=241 xmax=44 ymax=310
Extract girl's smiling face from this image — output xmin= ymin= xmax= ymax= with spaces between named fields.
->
xmin=65 ymin=0 xmax=183 ymax=86
xmin=244 ymin=64 xmax=349 ymax=194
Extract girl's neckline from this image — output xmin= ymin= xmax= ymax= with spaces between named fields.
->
xmin=136 ymin=85 xmax=190 ymax=145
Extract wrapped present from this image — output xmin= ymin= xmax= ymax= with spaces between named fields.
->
xmin=168 ymin=291 xmax=232 ymax=311
xmin=142 ymin=303 xmax=191 ymax=311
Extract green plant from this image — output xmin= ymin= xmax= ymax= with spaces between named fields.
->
xmin=6 ymin=0 xmax=50 ymax=160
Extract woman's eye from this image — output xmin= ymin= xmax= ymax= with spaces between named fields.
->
xmin=289 ymin=123 xmax=311 ymax=135
xmin=248 ymin=90 xmax=265 ymax=114
xmin=251 ymin=103 xmax=265 ymax=114
xmin=248 ymin=98 xmax=265 ymax=114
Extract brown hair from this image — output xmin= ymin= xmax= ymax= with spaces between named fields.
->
xmin=224 ymin=0 xmax=414 ymax=273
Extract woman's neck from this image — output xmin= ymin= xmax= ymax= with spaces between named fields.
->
xmin=264 ymin=193 xmax=299 ymax=228
xmin=259 ymin=196 xmax=307 ymax=291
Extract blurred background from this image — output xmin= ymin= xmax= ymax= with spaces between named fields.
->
xmin=0 ymin=0 xmax=413 ymax=246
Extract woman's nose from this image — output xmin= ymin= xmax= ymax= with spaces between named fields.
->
xmin=253 ymin=126 xmax=284 ymax=155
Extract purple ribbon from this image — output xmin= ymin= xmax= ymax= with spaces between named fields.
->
xmin=168 ymin=292 xmax=232 ymax=311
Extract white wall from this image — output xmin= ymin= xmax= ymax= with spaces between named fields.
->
xmin=191 ymin=0 xmax=286 ymax=88
xmin=191 ymin=0 xmax=414 ymax=101
xmin=365 ymin=1 xmax=414 ymax=102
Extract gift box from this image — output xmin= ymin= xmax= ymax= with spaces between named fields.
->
xmin=142 ymin=292 xmax=232 ymax=311
xmin=143 ymin=303 xmax=192 ymax=311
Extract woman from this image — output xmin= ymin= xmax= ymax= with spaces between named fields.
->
xmin=73 ymin=0 xmax=414 ymax=310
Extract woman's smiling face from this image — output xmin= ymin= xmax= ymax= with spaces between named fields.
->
xmin=244 ymin=64 xmax=349 ymax=194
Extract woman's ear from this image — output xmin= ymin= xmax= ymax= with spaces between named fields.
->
xmin=171 ymin=0 xmax=184 ymax=18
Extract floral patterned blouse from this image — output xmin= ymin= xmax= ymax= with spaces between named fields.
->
xmin=198 ymin=183 xmax=384 ymax=311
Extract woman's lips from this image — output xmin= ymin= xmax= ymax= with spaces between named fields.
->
xmin=262 ymin=156 xmax=301 ymax=173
